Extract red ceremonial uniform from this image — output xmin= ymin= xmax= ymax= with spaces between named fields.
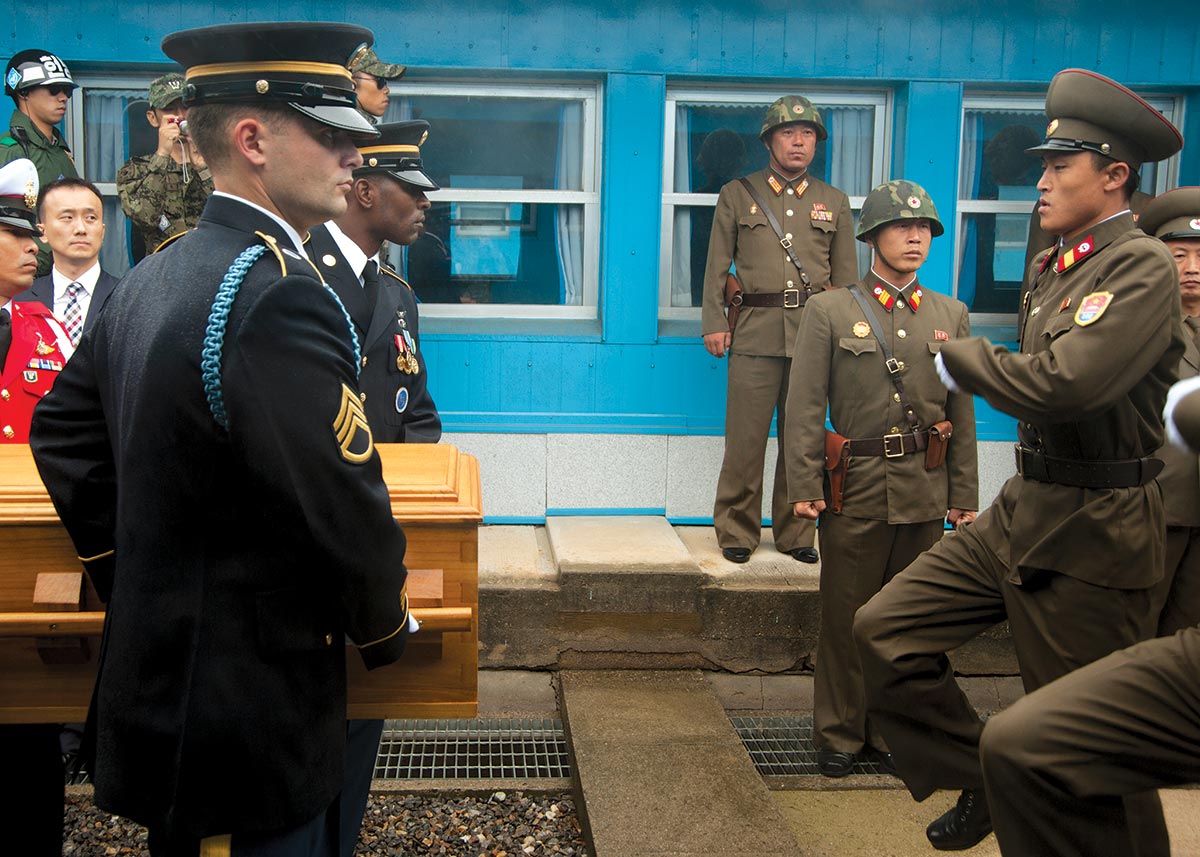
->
xmin=0 ymin=300 xmax=72 ymax=442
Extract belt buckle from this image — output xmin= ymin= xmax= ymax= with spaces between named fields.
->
xmin=783 ymin=288 xmax=801 ymax=308
xmin=883 ymin=433 xmax=905 ymax=458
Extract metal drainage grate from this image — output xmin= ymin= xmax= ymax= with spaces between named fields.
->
xmin=731 ymin=714 xmax=892 ymax=777
xmin=374 ymin=717 xmax=571 ymax=780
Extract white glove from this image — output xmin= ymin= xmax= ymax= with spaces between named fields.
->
xmin=935 ymin=352 xmax=962 ymax=393
xmin=1164 ymin=375 xmax=1200 ymax=452
xmin=407 ymin=612 xmax=420 ymax=634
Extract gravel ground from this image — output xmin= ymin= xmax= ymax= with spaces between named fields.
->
xmin=63 ymin=790 xmax=589 ymax=856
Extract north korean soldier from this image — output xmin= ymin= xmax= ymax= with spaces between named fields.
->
xmin=785 ymin=180 xmax=977 ymax=778
xmin=29 ymin=22 xmax=413 ymax=857
xmin=701 ymin=95 xmax=858 ymax=565
xmin=116 ymin=72 xmax=214 ymax=257
xmin=1139 ymin=187 xmax=1200 ymax=637
xmin=978 ymin=371 xmax=1200 ymax=856
xmin=854 ymin=68 xmax=1183 ymax=854
xmin=305 ymin=120 xmax=442 ymax=857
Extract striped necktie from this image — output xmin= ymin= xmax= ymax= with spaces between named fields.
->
xmin=63 ymin=282 xmax=84 ymax=346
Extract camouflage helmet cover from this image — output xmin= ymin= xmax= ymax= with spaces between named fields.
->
xmin=857 ymin=180 xmax=945 ymax=241
xmin=760 ymin=95 xmax=827 ymax=142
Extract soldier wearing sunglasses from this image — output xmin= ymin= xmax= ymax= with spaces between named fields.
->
xmin=349 ymin=45 xmax=406 ymax=123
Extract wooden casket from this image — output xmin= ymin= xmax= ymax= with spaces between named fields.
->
xmin=0 ymin=443 xmax=480 ymax=723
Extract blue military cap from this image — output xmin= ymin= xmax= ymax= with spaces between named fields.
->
xmin=354 ymin=120 xmax=439 ymax=190
xmin=161 ymin=22 xmax=379 ymax=137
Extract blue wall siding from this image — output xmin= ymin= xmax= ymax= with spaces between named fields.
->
xmin=18 ymin=0 xmax=1199 ymax=443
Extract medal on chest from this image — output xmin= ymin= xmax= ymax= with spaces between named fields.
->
xmin=394 ymin=332 xmax=419 ymax=374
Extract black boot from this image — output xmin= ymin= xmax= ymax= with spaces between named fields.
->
xmin=926 ymin=788 xmax=993 ymax=851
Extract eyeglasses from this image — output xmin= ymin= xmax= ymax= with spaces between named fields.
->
xmin=353 ymin=74 xmax=388 ymax=90
xmin=42 ymin=85 xmax=73 ymax=97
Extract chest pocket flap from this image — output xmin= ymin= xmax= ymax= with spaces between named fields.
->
xmin=838 ymin=337 xmax=877 ymax=356
xmin=1040 ymin=313 xmax=1075 ymax=341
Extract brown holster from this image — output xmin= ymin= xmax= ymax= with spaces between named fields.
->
xmin=724 ymin=273 xmax=743 ymax=348
xmin=824 ymin=430 xmax=851 ymax=513
xmin=925 ymin=420 xmax=953 ymax=471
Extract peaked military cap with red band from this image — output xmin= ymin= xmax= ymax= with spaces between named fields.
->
xmin=161 ymin=21 xmax=380 ymax=138
xmin=1025 ymin=68 xmax=1183 ymax=170
xmin=0 ymin=158 xmax=40 ymax=235
xmin=1139 ymin=187 xmax=1200 ymax=242
xmin=354 ymin=120 xmax=439 ymax=190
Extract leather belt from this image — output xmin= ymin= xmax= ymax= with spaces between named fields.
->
xmin=848 ymin=430 xmax=929 ymax=459
xmin=1014 ymin=445 xmax=1163 ymax=489
xmin=734 ymin=288 xmax=811 ymax=309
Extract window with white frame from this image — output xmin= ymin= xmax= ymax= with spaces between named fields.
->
xmin=63 ymin=75 xmax=603 ymax=321
xmin=660 ymin=87 xmax=889 ymax=319
xmin=956 ymin=94 xmax=1182 ymax=319
xmin=381 ymin=82 xmax=601 ymax=319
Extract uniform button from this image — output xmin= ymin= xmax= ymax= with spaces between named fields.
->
xmin=889 ymin=426 xmax=900 ymax=434
xmin=786 ymin=188 xmax=795 ymax=195
xmin=0 ymin=389 xmax=8 ymax=401
xmin=361 ymin=356 xmax=368 ymax=368
xmin=786 ymin=280 xmax=795 ymax=288
xmin=324 ymin=633 xmax=333 ymax=646
xmin=360 ymin=392 xmax=367 ymax=403
xmin=898 ymin=329 xmax=907 ymax=338
xmin=893 ymin=393 xmax=901 ymax=402
xmin=786 ymin=209 xmax=794 ymax=216
xmin=785 ymin=232 xmax=793 ymax=240
xmin=2 ymin=426 xmax=12 ymax=439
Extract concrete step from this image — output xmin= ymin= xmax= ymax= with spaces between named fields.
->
xmin=560 ymin=669 xmax=803 ymax=856
xmin=479 ymin=518 xmax=1015 ymax=676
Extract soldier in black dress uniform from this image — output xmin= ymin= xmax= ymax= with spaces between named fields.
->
xmin=29 ymin=22 xmax=412 ymax=857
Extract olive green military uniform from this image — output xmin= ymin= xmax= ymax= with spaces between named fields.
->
xmin=856 ymin=68 xmax=1181 ymax=855
xmin=1 ymin=110 xmax=77 ymax=275
xmin=701 ymin=168 xmax=857 ymax=552
xmin=117 ymin=154 xmax=213 ymax=252
xmin=1140 ymin=188 xmax=1200 ymax=638
xmin=785 ymin=273 xmax=977 ymax=754
xmin=0 ymin=109 xmax=76 ymax=180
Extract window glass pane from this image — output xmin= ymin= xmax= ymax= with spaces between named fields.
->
xmin=672 ymin=101 xmax=875 ymax=197
xmin=391 ymin=200 xmax=584 ymax=306
xmin=82 ymin=88 xmax=146 ymax=183
xmin=956 ymin=212 xmax=1032 ymax=314
xmin=385 ymin=96 xmax=584 ymax=191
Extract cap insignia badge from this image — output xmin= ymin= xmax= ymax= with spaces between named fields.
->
xmin=1190 ymin=218 xmax=1200 ymax=231
xmin=24 ymin=179 xmax=36 ymax=209
xmin=255 ymin=79 xmax=269 ymax=94
xmin=1047 ymin=119 xmax=1059 ymax=135
xmin=907 ymin=196 xmax=920 ymax=208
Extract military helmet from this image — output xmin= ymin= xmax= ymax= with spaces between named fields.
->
xmin=760 ymin=95 xmax=827 ymax=142
xmin=856 ymin=180 xmax=945 ymax=241
xmin=5 ymin=49 xmax=75 ymax=97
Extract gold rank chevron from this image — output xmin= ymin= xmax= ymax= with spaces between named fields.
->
xmin=334 ymin=383 xmax=374 ymax=463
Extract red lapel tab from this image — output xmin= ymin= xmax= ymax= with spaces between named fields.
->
xmin=872 ymin=284 xmax=895 ymax=311
xmin=1055 ymin=235 xmax=1095 ymax=274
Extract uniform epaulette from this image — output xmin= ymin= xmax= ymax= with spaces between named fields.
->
xmin=379 ymin=264 xmax=412 ymax=291
xmin=151 ymin=230 xmax=192 ymax=254
xmin=13 ymin=299 xmax=55 ymax=318
xmin=252 ymin=230 xmax=289 ymax=277
xmin=0 ymin=135 xmax=17 ymax=148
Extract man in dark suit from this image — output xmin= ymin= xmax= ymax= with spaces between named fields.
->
xmin=305 ymin=119 xmax=440 ymax=857
xmin=29 ymin=23 xmax=412 ymax=857
xmin=16 ymin=177 xmax=116 ymax=346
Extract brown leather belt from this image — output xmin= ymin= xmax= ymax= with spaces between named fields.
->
xmin=848 ymin=430 xmax=929 ymax=459
xmin=1014 ymin=445 xmax=1163 ymax=489
xmin=733 ymin=288 xmax=812 ymax=309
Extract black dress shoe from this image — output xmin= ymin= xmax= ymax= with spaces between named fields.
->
xmin=815 ymin=748 xmax=857 ymax=778
xmin=863 ymin=746 xmax=898 ymax=776
xmin=926 ymin=788 xmax=993 ymax=851
xmin=722 ymin=547 xmax=751 ymax=563
xmin=788 ymin=546 xmax=819 ymax=563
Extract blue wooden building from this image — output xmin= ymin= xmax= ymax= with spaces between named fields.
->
xmin=11 ymin=1 xmax=1199 ymax=521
